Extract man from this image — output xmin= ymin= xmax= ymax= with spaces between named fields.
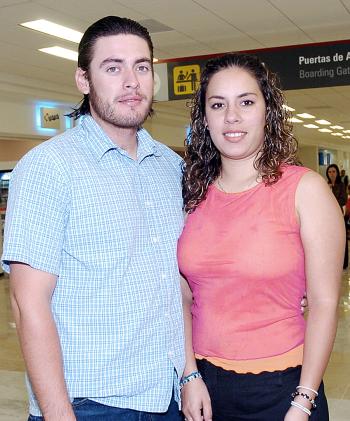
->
xmin=2 ymin=16 xmax=185 ymax=421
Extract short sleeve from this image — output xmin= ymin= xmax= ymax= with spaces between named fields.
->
xmin=1 ymin=146 xmax=70 ymax=275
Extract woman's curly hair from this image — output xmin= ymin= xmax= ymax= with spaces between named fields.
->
xmin=182 ymin=53 xmax=299 ymax=213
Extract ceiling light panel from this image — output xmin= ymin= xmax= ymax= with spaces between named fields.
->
xmin=303 ymin=124 xmax=319 ymax=129
xmin=330 ymin=125 xmax=344 ymax=129
xmin=318 ymin=128 xmax=332 ymax=133
xmin=297 ymin=113 xmax=315 ymax=119
xmin=315 ymin=119 xmax=331 ymax=125
xmin=39 ymin=47 xmax=78 ymax=61
xmin=289 ymin=117 xmax=303 ymax=123
xmin=20 ymin=20 xmax=82 ymax=43
xmin=283 ymin=105 xmax=295 ymax=111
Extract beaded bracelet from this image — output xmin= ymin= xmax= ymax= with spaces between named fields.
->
xmin=291 ymin=400 xmax=312 ymax=416
xmin=297 ymin=385 xmax=319 ymax=397
xmin=291 ymin=391 xmax=317 ymax=409
xmin=179 ymin=371 xmax=202 ymax=390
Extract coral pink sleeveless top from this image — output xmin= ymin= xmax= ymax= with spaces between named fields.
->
xmin=178 ymin=165 xmax=310 ymax=361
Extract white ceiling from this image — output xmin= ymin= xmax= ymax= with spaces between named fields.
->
xmin=1 ymin=0 xmax=350 ymax=150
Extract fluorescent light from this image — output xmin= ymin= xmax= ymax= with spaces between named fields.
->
xmin=39 ymin=46 xmax=78 ymax=61
xmin=330 ymin=125 xmax=344 ymax=129
xmin=283 ymin=104 xmax=295 ymax=111
xmin=153 ymin=58 xmax=159 ymax=63
xmin=343 ymin=136 xmax=350 ymax=139
xmin=303 ymin=124 xmax=319 ymax=129
xmin=343 ymin=130 xmax=350 ymax=133
xmin=289 ymin=117 xmax=303 ymax=123
xmin=20 ymin=19 xmax=83 ymax=43
xmin=331 ymin=132 xmax=343 ymax=136
xmin=297 ymin=113 xmax=315 ymax=119
xmin=318 ymin=128 xmax=332 ymax=133
xmin=315 ymin=119 xmax=331 ymax=125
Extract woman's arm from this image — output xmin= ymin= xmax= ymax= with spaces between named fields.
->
xmin=180 ymin=275 xmax=212 ymax=421
xmin=285 ymin=171 xmax=344 ymax=420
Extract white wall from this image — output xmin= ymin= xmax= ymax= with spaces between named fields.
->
xmin=298 ymin=145 xmax=319 ymax=172
xmin=1 ymin=98 xmax=350 ymax=172
xmin=0 ymin=99 xmax=73 ymax=139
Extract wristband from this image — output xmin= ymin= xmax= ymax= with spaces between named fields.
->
xmin=179 ymin=371 xmax=202 ymax=390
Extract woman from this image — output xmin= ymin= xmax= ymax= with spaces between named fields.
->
xmin=326 ymin=164 xmax=347 ymax=208
xmin=177 ymin=53 xmax=344 ymax=421
xmin=326 ymin=163 xmax=348 ymax=268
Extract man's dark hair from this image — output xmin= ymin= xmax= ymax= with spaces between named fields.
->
xmin=68 ymin=16 xmax=153 ymax=120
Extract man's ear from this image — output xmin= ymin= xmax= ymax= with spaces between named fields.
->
xmin=75 ymin=68 xmax=90 ymax=94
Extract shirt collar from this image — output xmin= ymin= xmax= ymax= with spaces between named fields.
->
xmin=81 ymin=115 xmax=162 ymax=162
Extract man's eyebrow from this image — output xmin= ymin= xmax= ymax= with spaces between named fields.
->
xmin=135 ymin=57 xmax=153 ymax=67
xmin=99 ymin=58 xmax=123 ymax=68
xmin=99 ymin=57 xmax=152 ymax=68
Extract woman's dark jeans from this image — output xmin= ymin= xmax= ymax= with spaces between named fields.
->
xmin=197 ymin=359 xmax=329 ymax=421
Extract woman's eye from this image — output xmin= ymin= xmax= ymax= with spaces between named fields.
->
xmin=211 ymin=103 xmax=224 ymax=109
xmin=241 ymin=99 xmax=254 ymax=106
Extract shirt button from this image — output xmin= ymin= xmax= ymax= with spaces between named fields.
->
xmin=168 ymin=351 xmax=174 ymax=357
xmin=161 ymin=273 xmax=166 ymax=280
xmin=152 ymin=237 xmax=159 ymax=243
xmin=145 ymin=200 xmax=153 ymax=207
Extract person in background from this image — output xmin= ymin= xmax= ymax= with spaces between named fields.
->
xmin=1 ymin=16 xmax=185 ymax=421
xmin=326 ymin=164 xmax=348 ymax=269
xmin=327 ymin=165 xmax=347 ymax=208
xmin=178 ymin=53 xmax=344 ymax=421
xmin=340 ymin=169 xmax=349 ymax=191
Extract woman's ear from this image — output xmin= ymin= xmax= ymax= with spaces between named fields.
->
xmin=75 ymin=68 xmax=90 ymax=95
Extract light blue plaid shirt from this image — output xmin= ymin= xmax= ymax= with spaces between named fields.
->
xmin=2 ymin=116 xmax=185 ymax=416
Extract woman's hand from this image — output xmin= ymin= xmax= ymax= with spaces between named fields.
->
xmin=300 ymin=294 xmax=308 ymax=314
xmin=284 ymin=405 xmax=310 ymax=421
xmin=181 ymin=378 xmax=212 ymax=421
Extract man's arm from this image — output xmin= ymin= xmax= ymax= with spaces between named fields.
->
xmin=10 ymin=262 xmax=76 ymax=421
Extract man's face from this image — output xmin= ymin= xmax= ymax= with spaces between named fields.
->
xmin=80 ymin=34 xmax=154 ymax=129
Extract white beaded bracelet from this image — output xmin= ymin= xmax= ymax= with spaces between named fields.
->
xmin=291 ymin=400 xmax=312 ymax=416
xmin=297 ymin=385 xmax=319 ymax=397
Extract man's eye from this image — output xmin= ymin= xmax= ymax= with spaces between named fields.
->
xmin=137 ymin=65 xmax=150 ymax=72
xmin=107 ymin=67 xmax=119 ymax=73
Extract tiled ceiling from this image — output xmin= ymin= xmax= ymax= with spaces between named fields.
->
xmin=0 ymin=0 xmax=350 ymax=150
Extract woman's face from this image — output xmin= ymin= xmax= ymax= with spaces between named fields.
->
xmin=327 ymin=167 xmax=338 ymax=183
xmin=204 ymin=66 xmax=266 ymax=163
